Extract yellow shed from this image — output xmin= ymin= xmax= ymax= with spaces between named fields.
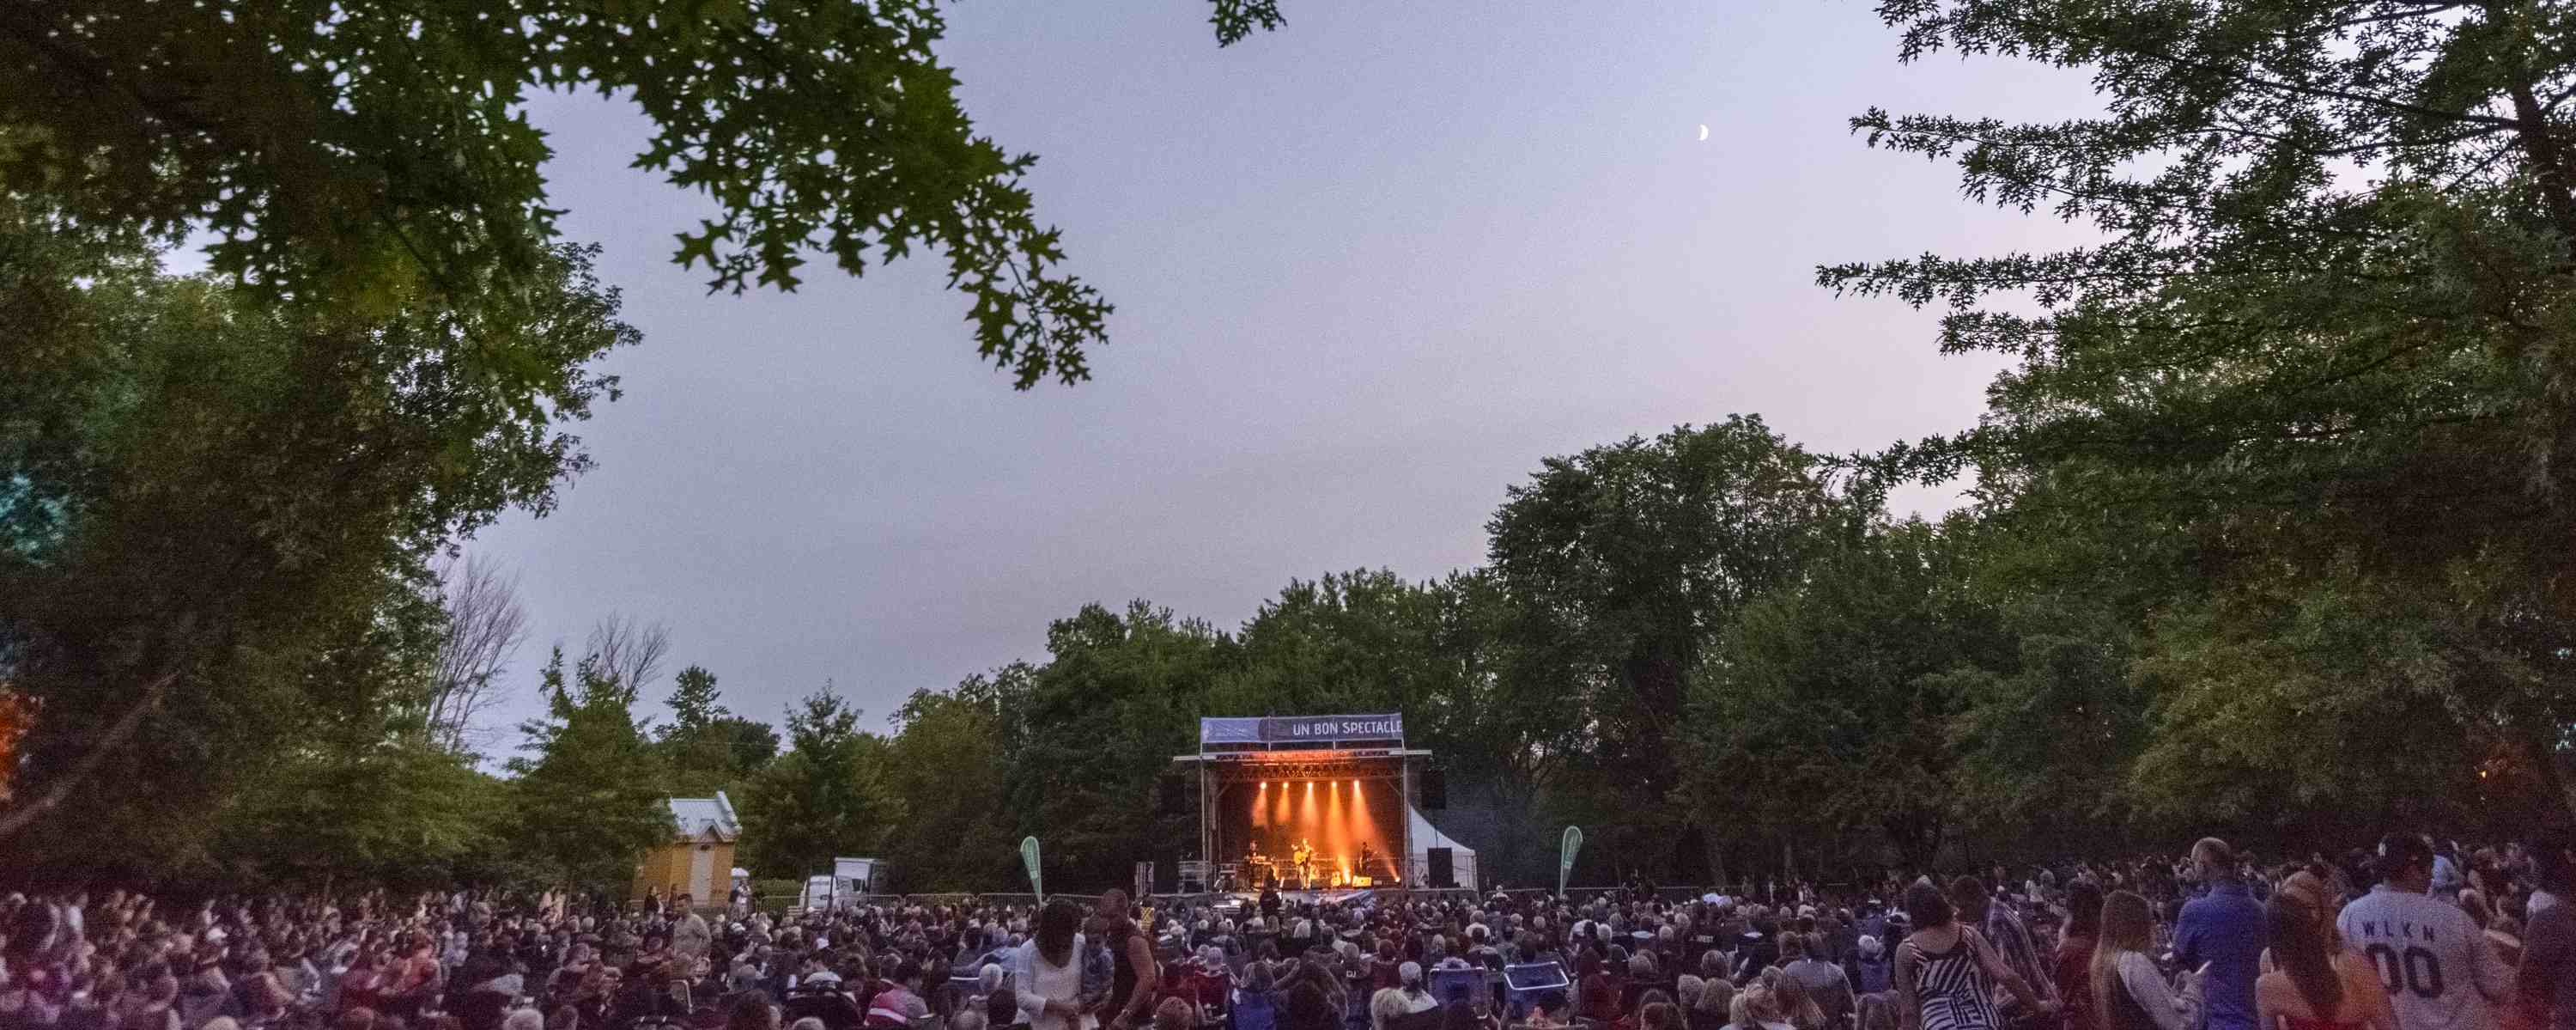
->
xmin=633 ymin=791 xmax=739 ymax=905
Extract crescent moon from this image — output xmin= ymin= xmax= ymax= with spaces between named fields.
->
xmin=1698 ymin=124 xmax=1710 ymax=141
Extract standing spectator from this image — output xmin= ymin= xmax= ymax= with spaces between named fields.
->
xmin=1009 ymin=902 xmax=1084 ymax=1030
xmin=1735 ymin=918 xmax=1779 ymax=986
xmin=2050 ymin=883 xmax=2100 ymax=1030
xmin=2535 ymin=844 xmax=2569 ymax=920
xmin=2174 ymin=838 xmax=2263 ymax=1030
xmin=1890 ymin=881 xmax=2053 ymax=1030
xmin=2254 ymin=899 xmax=2392 ymax=1030
xmin=2263 ymin=871 xmax=2347 ymax=975
xmin=2512 ymin=832 xmax=2573 ymax=1030
xmin=1781 ymin=936 xmax=1850 ymax=1029
xmin=1854 ymin=936 xmax=1893 ymax=997
xmin=2336 ymin=834 xmax=2515 ymax=1030
xmin=674 ymin=901 xmax=712 ymax=966
xmin=1829 ymin=913 xmax=1859 ymax=973
xmin=2090 ymin=892 xmax=2202 ymax=1030
xmin=1090 ymin=893 xmax=1157 ymax=1030
xmin=1948 ymin=878 xmax=2057 ymax=1030
xmin=1859 ymin=905 xmax=1890 ymax=956
xmin=2429 ymin=844 xmax=2464 ymax=905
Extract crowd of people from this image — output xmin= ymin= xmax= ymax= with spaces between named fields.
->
xmin=0 ymin=831 xmax=2567 ymax=1030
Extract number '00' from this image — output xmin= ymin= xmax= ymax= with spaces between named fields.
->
xmin=2365 ymin=943 xmax=2445 ymax=999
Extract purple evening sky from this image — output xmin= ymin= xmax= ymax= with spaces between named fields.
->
xmin=464 ymin=1 xmax=2103 ymax=743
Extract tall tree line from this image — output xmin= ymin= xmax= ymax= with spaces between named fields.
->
xmin=8 ymin=0 xmax=2576 ymax=893
xmin=5 ymin=216 xmax=2571 ymax=893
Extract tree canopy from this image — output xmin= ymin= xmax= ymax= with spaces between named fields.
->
xmin=0 ymin=198 xmax=630 ymax=870
xmin=1826 ymin=0 xmax=2576 ymax=822
xmin=736 ymin=683 xmax=896 ymax=879
xmin=1 ymin=0 xmax=1282 ymax=388
xmin=507 ymin=648 xmax=675 ymax=890
xmin=1485 ymin=417 xmax=1850 ymax=875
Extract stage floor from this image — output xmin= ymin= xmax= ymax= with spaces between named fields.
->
xmin=1249 ymin=887 xmax=1382 ymax=906
xmin=1176 ymin=887 xmax=1386 ymax=911
xmin=1195 ymin=885 xmax=1473 ymax=909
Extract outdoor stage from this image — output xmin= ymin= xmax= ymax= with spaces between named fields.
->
xmin=1170 ymin=713 xmax=1477 ymax=893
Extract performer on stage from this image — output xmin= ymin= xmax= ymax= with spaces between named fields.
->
xmin=1292 ymin=838 xmax=1315 ymax=886
xmin=1358 ymin=842 xmax=1378 ymax=881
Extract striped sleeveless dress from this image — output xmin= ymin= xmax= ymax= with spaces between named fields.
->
xmin=1906 ymin=930 xmax=2002 ymax=1030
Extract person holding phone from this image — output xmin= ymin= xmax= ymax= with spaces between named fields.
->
xmin=2088 ymin=891 xmax=2202 ymax=1030
xmin=2174 ymin=839 xmax=2263 ymax=1030
xmin=1010 ymin=901 xmax=1085 ymax=1030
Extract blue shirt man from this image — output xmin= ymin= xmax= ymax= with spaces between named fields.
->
xmin=2172 ymin=838 xmax=2264 ymax=1030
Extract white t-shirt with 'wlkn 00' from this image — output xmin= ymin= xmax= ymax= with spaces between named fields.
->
xmin=2335 ymin=886 xmax=2515 ymax=1030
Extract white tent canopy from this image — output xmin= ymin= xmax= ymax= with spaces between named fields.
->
xmin=1405 ymin=801 xmax=1477 ymax=890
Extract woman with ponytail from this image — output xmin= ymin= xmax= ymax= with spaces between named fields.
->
xmin=2253 ymin=899 xmax=2391 ymax=1030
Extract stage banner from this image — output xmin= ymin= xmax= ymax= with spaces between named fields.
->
xmin=1020 ymin=836 xmax=1044 ymax=901
xmin=1200 ymin=717 xmax=1263 ymax=745
xmin=1558 ymin=826 xmax=1583 ymax=896
xmin=1199 ymin=713 xmax=1403 ymax=748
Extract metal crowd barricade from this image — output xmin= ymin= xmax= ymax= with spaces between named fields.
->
xmin=975 ymin=893 xmax=1042 ymax=910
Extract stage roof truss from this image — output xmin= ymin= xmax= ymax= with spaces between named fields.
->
xmin=1199 ymin=756 xmax=1402 ymax=783
xmin=1172 ymin=748 xmax=1428 ymax=783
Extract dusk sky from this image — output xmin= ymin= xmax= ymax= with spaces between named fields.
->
xmin=465 ymin=1 xmax=2104 ymax=742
